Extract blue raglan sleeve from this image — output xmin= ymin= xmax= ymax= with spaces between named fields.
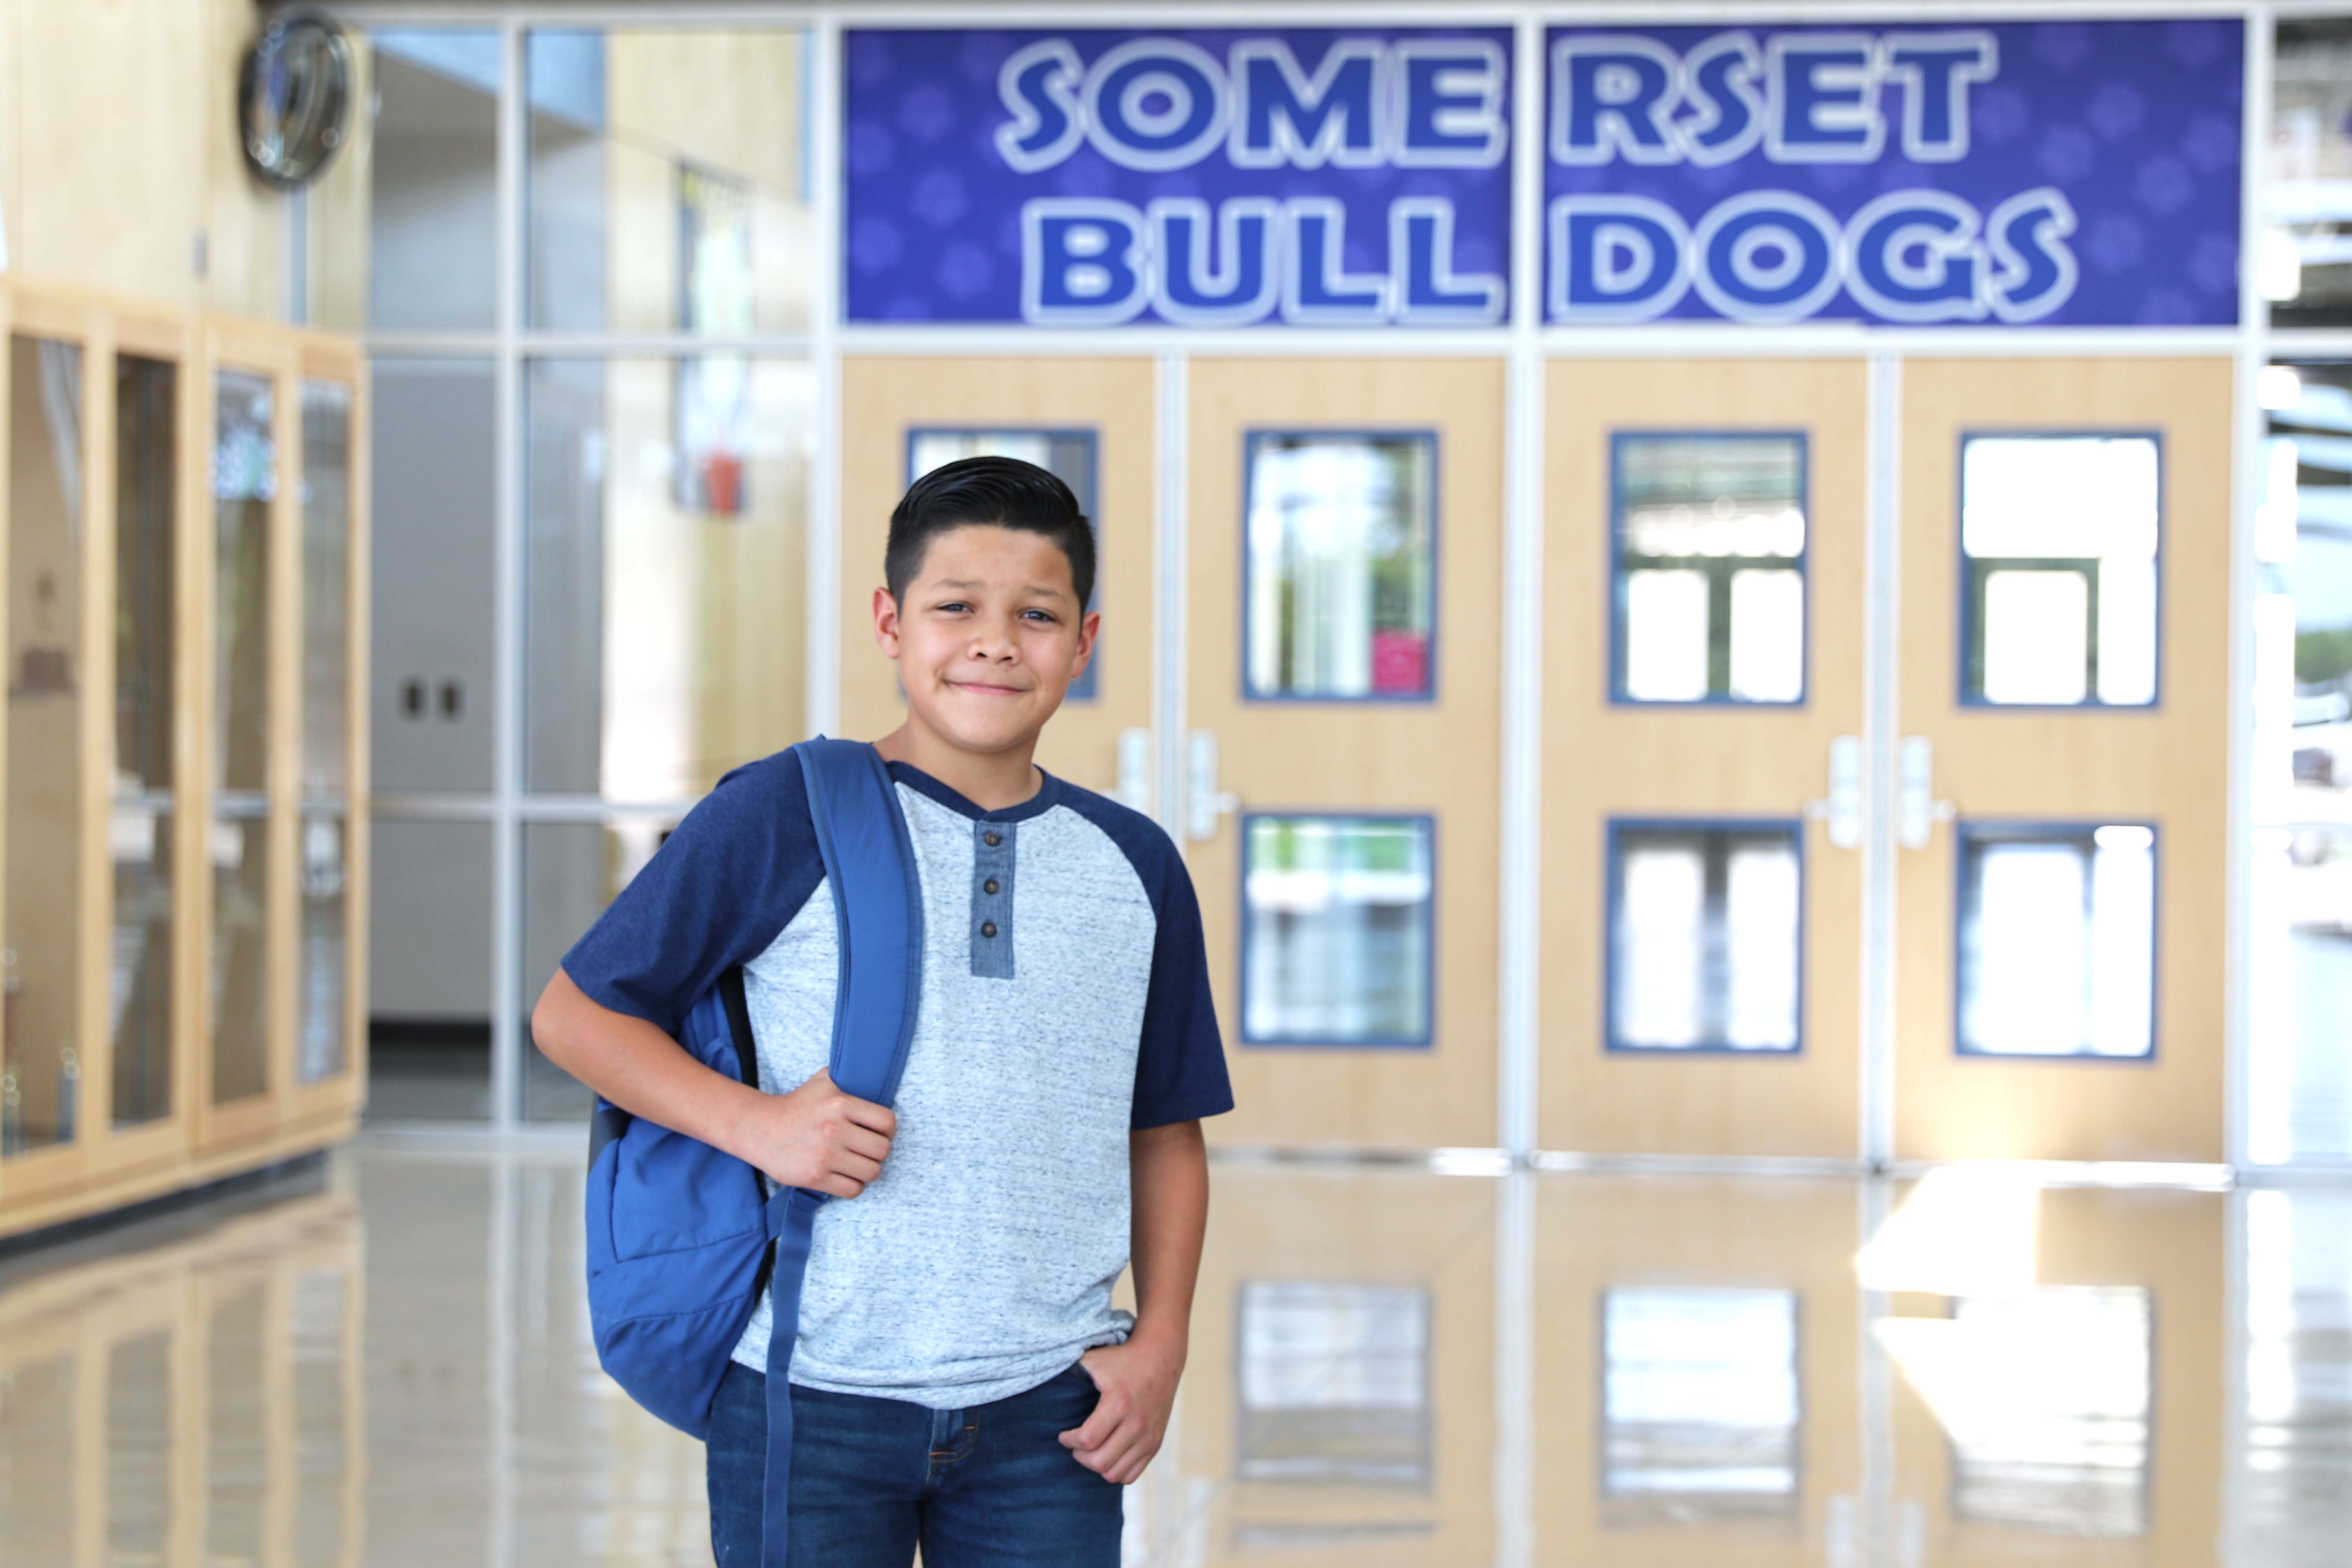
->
xmin=558 ymin=752 xmax=821 ymax=1038
xmin=1129 ymin=848 xmax=1235 ymax=1128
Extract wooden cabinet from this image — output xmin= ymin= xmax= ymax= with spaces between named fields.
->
xmin=0 ymin=279 xmax=366 ymax=1241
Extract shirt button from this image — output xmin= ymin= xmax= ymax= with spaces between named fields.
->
xmin=980 ymin=921 xmax=998 ymax=938
xmin=984 ymin=878 xmax=999 ymax=895
xmin=984 ymin=831 xmax=1002 ymax=847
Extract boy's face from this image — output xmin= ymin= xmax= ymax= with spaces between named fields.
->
xmin=873 ymin=524 xmax=1098 ymax=757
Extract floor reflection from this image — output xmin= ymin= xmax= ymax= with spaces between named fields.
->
xmin=0 ymin=1143 xmax=2347 ymax=1566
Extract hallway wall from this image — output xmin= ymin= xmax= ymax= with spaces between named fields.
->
xmin=0 ymin=0 xmax=349 ymax=320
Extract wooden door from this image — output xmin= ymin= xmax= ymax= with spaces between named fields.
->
xmin=1184 ymin=358 xmax=1503 ymax=1152
xmin=838 ymin=356 xmax=1155 ymax=800
xmin=1893 ymin=359 xmax=2232 ymax=1163
xmin=1541 ymin=359 xmax=1869 ymax=1158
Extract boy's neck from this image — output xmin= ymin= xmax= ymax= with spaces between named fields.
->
xmin=869 ymin=719 xmax=1044 ymax=812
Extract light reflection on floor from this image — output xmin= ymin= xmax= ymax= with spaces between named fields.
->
xmin=0 ymin=1139 xmax=2347 ymax=1566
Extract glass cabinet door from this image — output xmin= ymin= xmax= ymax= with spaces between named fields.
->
xmin=211 ymin=367 xmax=275 ymax=1109
xmin=298 ymin=380 xmax=353 ymax=1086
xmin=5 ymin=332 xmax=87 ymax=1157
xmin=113 ymin=351 xmax=178 ymax=1129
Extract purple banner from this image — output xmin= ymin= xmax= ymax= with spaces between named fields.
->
xmin=1543 ymin=19 xmax=2244 ymax=326
xmin=843 ymin=27 xmax=1515 ymax=326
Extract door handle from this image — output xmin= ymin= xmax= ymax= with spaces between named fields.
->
xmin=1114 ymin=728 xmax=1154 ymax=815
xmin=1899 ymin=736 xmax=1956 ymax=850
xmin=1803 ymin=735 xmax=1864 ymax=850
xmin=1187 ymin=730 xmax=1240 ymax=842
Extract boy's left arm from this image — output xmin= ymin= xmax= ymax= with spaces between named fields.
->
xmin=1062 ymin=1118 xmax=1210 ymax=1485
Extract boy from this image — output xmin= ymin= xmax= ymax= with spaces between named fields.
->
xmin=532 ymin=456 xmax=1231 ymax=1566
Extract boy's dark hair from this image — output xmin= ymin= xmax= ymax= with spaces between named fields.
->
xmin=885 ymin=456 xmax=1095 ymax=612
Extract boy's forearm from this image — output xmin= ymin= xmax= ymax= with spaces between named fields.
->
xmin=1127 ymin=1120 xmax=1210 ymax=1355
xmin=533 ymin=967 xmax=763 ymax=1158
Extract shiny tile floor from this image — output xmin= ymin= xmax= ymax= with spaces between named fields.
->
xmin=1 ymin=1140 xmax=2348 ymax=1567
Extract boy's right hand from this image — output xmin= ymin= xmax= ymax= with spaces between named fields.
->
xmin=730 ymin=1068 xmax=895 ymax=1198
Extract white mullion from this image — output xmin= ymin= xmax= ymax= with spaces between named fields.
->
xmin=1543 ymin=326 xmax=2246 ymax=358
xmin=330 ymin=1 xmax=2260 ymax=24
xmin=807 ymin=11 xmax=844 ymax=740
xmin=1860 ymin=353 xmax=1902 ymax=1172
xmin=1494 ymin=24 xmax=1544 ymax=1567
xmin=2228 ymin=4 xmax=2273 ymax=1176
xmin=842 ymin=326 xmax=1515 ymax=358
xmin=712 ymin=0 xmax=2249 ymax=26
xmin=1498 ymin=18 xmax=1544 ymax=1168
xmin=1154 ymin=354 xmax=1190 ymax=844
xmin=490 ymin=19 xmax=527 ymax=1141
xmin=371 ymin=332 xmax=814 ymax=356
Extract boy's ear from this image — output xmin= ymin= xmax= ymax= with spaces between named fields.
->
xmin=872 ymin=586 xmax=903 ymax=657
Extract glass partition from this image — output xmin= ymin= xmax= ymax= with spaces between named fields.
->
xmin=1242 ymin=815 xmax=1435 ymax=1047
xmin=372 ymin=359 xmax=496 ymax=793
xmin=368 ymin=819 xmax=493 ymax=1120
xmin=299 ymin=383 xmax=353 ymax=1084
xmin=522 ymin=816 xmax=676 ymax=1120
xmin=2256 ymin=364 xmax=2352 ymax=822
xmin=907 ymin=429 xmax=1101 ymax=700
xmin=5 ymin=334 xmax=85 ymax=1155
xmin=526 ymin=29 xmax=813 ymax=334
xmin=368 ymin=30 xmax=501 ymax=329
xmin=2248 ymin=827 xmax=2352 ymax=1163
xmin=523 ymin=357 xmax=811 ymax=800
xmin=1960 ymin=436 xmax=2161 ymax=708
xmin=1612 ymin=434 xmax=1807 ymax=705
xmin=2269 ymin=22 xmax=2352 ymax=325
xmin=114 ymin=354 xmax=177 ymax=1126
xmin=1957 ymin=824 xmax=2157 ymax=1059
xmin=213 ymin=370 xmax=275 ymax=1105
xmin=1244 ymin=433 xmax=1436 ymax=701
xmin=1608 ymin=822 xmax=1803 ymax=1054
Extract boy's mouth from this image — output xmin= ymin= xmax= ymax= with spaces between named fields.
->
xmin=946 ymin=677 xmax=1029 ymax=698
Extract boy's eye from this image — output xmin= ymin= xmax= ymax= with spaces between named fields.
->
xmin=1021 ymin=609 xmax=1058 ymax=624
xmin=935 ymin=601 xmax=970 ymax=613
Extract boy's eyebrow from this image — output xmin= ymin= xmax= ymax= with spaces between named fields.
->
xmin=926 ymin=578 xmax=1076 ymax=602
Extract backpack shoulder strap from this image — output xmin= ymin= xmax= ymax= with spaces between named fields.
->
xmin=718 ymin=967 xmax=756 ymax=1085
xmin=751 ymin=739 xmax=924 ymax=1566
xmin=793 ymin=738 xmax=923 ymax=1108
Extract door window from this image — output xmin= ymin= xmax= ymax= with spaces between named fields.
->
xmin=1960 ymin=436 xmax=2161 ymax=707
xmin=1612 ymin=433 xmax=1807 ymax=704
xmin=1243 ymin=815 xmax=1434 ymax=1047
xmin=1608 ymin=822 xmax=1804 ymax=1053
xmin=1957 ymin=824 xmax=2156 ymax=1059
xmin=1244 ymin=433 xmax=1436 ymax=701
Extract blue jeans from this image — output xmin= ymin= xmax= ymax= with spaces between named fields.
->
xmin=705 ymin=1359 xmax=1123 ymax=1567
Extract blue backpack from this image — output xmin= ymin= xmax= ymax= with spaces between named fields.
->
xmin=584 ymin=738 xmax=923 ymax=1567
